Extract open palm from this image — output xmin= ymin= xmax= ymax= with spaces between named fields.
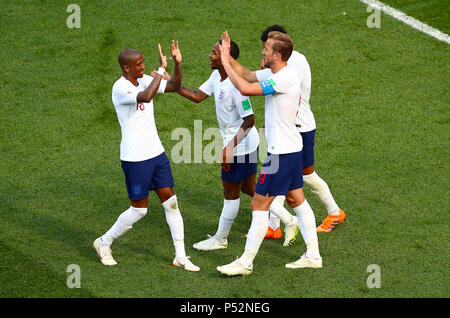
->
xmin=171 ymin=40 xmax=182 ymax=63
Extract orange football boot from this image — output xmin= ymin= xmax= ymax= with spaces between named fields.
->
xmin=245 ymin=227 xmax=283 ymax=239
xmin=317 ymin=209 xmax=346 ymax=233
xmin=265 ymin=227 xmax=282 ymax=239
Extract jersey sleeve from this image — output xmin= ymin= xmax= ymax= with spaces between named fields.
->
xmin=255 ymin=68 xmax=272 ymax=82
xmin=112 ymin=84 xmax=137 ymax=106
xmin=198 ymin=71 xmax=217 ymax=96
xmin=261 ymin=70 xmax=293 ymax=96
xmin=198 ymin=79 xmax=213 ymax=96
xmin=256 ymin=69 xmax=278 ymax=96
xmin=234 ymin=90 xmax=254 ymax=119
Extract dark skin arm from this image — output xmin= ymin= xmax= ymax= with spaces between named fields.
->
xmin=150 ymin=70 xmax=209 ymax=103
xmin=164 ymin=41 xmax=183 ymax=92
xmin=176 ymin=86 xmax=209 ymax=103
xmin=222 ymin=114 xmax=255 ymax=165
xmin=136 ymin=44 xmax=167 ymax=103
xmin=137 ymin=41 xmax=182 ymax=103
xmin=136 ymin=75 xmax=163 ymax=103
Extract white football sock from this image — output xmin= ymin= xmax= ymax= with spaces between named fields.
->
xmin=269 ymin=196 xmax=296 ymax=225
xmin=303 ymin=171 xmax=339 ymax=215
xmin=162 ymin=195 xmax=186 ymax=259
xmin=215 ymin=198 xmax=240 ymax=242
xmin=101 ymin=206 xmax=148 ymax=246
xmin=269 ymin=196 xmax=284 ymax=230
xmin=293 ymin=200 xmax=321 ymax=259
xmin=239 ymin=210 xmax=269 ymax=267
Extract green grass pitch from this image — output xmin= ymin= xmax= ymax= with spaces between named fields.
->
xmin=0 ymin=0 xmax=448 ymax=298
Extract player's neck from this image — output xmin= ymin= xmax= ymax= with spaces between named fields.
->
xmin=123 ymin=73 xmax=138 ymax=86
xmin=218 ymin=67 xmax=228 ymax=82
xmin=270 ymin=61 xmax=287 ymax=74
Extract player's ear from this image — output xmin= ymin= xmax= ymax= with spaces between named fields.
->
xmin=274 ymin=51 xmax=281 ymax=61
xmin=123 ymin=64 xmax=130 ymax=73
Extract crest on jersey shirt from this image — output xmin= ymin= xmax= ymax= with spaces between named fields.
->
xmin=218 ymin=89 xmax=225 ymax=101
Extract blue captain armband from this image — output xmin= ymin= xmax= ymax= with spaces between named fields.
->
xmin=259 ymin=80 xmax=275 ymax=95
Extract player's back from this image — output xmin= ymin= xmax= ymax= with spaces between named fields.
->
xmin=288 ymin=51 xmax=316 ymax=132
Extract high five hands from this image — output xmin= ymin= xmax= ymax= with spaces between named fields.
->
xmin=171 ymin=40 xmax=182 ymax=64
xmin=157 ymin=40 xmax=182 ymax=68
xmin=152 ymin=41 xmax=180 ymax=79
xmin=157 ymin=43 xmax=167 ymax=69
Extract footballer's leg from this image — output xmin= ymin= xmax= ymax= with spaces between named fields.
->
xmin=218 ymin=193 xmax=273 ymax=276
xmin=196 ymin=154 xmax=249 ymax=251
xmin=303 ymin=167 xmax=346 ymax=232
xmin=300 ymin=130 xmax=346 ymax=232
xmin=240 ymin=173 xmax=256 ymax=197
xmin=285 ymin=188 xmax=322 ymax=268
xmin=153 ymin=152 xmax=199 ymax=271
xmin=271 ymin=195 xmax=299 ymax=247
xmin=193 ymin=180 xmax=241 ymax=251
xmin=94 ymin=202 xmax=148 ymax=266
xmin=93 ymin=160 xmax=152 ymax=266
xmin=157 ymin=187 xmax=199 ymax=272
xmin=242 ymin=175 xmax=297 ymax=242
xmin=219 ymin=152 xmax=290 ymax=276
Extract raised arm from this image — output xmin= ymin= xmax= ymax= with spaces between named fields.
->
xmin=221 ymin=31 xmax=259 ymax=83
xmin=151 ymin=70 xmax=209 ymax=103
xmin=137 ymin=44 xmax=166 ymax=103
xmin=165 ymin=40 xmax=182 ymax=92
xmin=220 ymin=32 xmax=262 ymax=96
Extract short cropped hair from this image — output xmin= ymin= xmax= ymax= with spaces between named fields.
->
xmin=118 ymin=48 xmax=141 ymax=70
xmin=267 ymin=31 xmax=293 ymax=61
xmin=260 ymin=25 xmax=287 ymax=42
xmin=219 ymin=40 xmax=240 ymax=60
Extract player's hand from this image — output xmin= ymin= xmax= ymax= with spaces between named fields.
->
xmin=151 ymin=69 xmax=171 ymax=80
xmin=221 ymin=31 xmax=231 ymax=50
xmin=221 ymin=146 xmax=234 ymax=164
xmin=171 ymin=40 xmax=182 ymax=64
xmin=220 ymin=31 xmax=231 ymax=64
xmin=158 ymin=43 xmax=167 ymax=69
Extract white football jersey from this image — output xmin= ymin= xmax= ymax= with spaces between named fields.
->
xmin=256 ymin=50 xmax=316 ymax=132
xmin=256 ymin=66 xmax=303 ymax=154
xmin=112 ymin=74 xmax=167 ymax=162
xmin=199 ymin=70 xmax=259 ymax=156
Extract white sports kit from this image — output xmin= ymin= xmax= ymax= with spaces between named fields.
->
xmin=199 ymin=70 xmax=259 ymax=156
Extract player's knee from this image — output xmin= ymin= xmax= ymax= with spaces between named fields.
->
xmin=223 ymin=182 xmax=241 ymax=200
xmin=274 ymin=195 xmax=286 ymax=205
xmin=303 ymin=171 xmax=327 ymax=193
xmin=131 ymin=196 xmax=148 ymax=209
xmin=286 ymin=193 xmax=305 ymax=208
xmin=251 ymin=197 xmax=271 ymax=211
xmin=285 ymin=196 xmax=296 ymax=207
xmin=132 ymin=206 xmax=148 ymax=217
xmin=162 ymin=195 xmax=179 ymax=211
xmin=240 ymin=185 xmax=254 ymax=197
